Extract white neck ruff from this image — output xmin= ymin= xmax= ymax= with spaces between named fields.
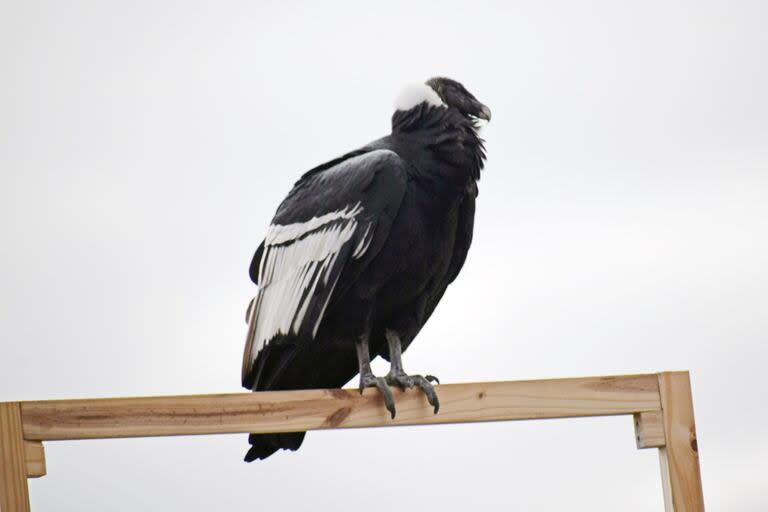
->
xmin=394 ymin=83 xmax=445 ymax=111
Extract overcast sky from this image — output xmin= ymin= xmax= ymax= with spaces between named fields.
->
xmin=1 ymin=1 xmax=766 ymax=510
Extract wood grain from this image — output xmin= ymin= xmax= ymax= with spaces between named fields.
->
xmin=20 ymin=374 xmax=661 ymax=441
xmin=657 ymin=372 xmax=705 ymax=511
xmin=659 ymin=447 xmax=675 ymax=512
xmin=0 ymin=403 xmax=31 ymax=512
xmin=634 ymin=411 xmax=665 ymax=449
xmin=23 ymin=443 xmax=45 ymax=479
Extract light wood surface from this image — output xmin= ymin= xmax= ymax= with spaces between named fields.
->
xmin=659 ymin=447 xmax=675 ymax=512
xmin=657 ymin=372 xmax=705 ymax=511
xmin=23 ymin=443 xmax=45 ymax=479
xmin=20 ymin=374 xmax=661 ymax=441
xmin=1 ymin=372 xmax=706 ymax=512
xmin=634 ymin=411 xmax=666 ymax=449
xmin=0 ymin=403 xmax=31 ymax=512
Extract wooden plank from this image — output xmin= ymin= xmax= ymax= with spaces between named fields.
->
xmin=0 ymin=403 xmax=31 ymax=512
xmin=657 ymin=372 xmax=705 ymax=511
xmin=20 ymin=374 xmax=661 ymax=441
xmin=24 ymin=442 xmax=45 ymax=479
xmin=659 ymin=447 xmax=675 ymax=512
xmin=634 ymin=411 xmax=665 ymax=449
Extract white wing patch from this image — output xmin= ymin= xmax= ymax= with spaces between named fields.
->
xmin=247 ymin=202 xmax=372 ymax=359
xmin=352 ymin=221 xmax=373 ymax=258
xmin=264 ymin=203 xmax=362 ymax=246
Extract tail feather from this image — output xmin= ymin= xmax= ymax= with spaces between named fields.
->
xmin=242 ymin=329 xmax=360 ymax=462
xmin=245 ymin=432 xmax=306 ymax=462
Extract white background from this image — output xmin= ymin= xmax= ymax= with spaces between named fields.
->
xmin=1 ymin=1 xmax=766 ymax=510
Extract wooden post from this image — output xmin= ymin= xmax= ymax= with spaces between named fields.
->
xmin=0 ymin=403 xmax=31 ymax=512
xmin=657 ymin=372 xmax=704 ymax=511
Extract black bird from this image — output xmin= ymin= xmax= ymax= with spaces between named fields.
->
xmin=242 ymin=77 xmax=490 ymax=461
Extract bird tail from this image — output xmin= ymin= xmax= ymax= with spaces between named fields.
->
xmin=242 ymin=341 xmax=308 ymax=462
xmin=241 ymin=298 xmax=360 ymax=462
xmin=244 ymin=431 xmax=306 ymax=462
xmin=242 ymin=299 xmax=305 ymax=462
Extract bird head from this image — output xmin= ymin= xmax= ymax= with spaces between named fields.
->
xmin=394 ymin=77 xmax=491 ymax=122
xmin=426 ymin=77 xmax=491 ymax=122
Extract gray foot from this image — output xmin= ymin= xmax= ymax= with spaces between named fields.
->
xmin=359 ymin=371 xmax=396 ymax=419
xmin=385 ymin=371 xmax=440 ymax=414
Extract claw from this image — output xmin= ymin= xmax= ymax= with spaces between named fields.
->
xmin=412 ymin=375 xmax=440 ymax=414
xmin=381 ymin=330 xmax=440 ymax=415
xmin=375 ymin=378 xmax=396 ymax=419
xmin=360 ymin=374 xmax=396 ymax=419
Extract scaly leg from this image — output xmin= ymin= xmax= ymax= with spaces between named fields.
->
xmin=356 ymin=334 xmax=396 ymax=419
xmin=384 ymin=330 xmax=440 ymax=414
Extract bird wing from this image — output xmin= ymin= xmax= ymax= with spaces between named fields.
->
xmin=242 ymin=149 xmax=407 ymax=388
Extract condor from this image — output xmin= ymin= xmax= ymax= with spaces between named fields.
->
xmin=242 ymin=77 xmax=490 ymax=461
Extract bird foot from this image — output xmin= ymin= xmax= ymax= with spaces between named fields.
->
xmin=385 ymin=370 xmax=413 ymax=390
xmin=385 ymin=371 xmax=440 ymax=414
xmin=359 ymin=372 xmax=396 ymax=419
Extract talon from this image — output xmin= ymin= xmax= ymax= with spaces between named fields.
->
xmin=375 ymin=378 xmax=396 ymax=419
xmin=412 ymin=375 xmax=440 ymax=414
xmin=360 ymin=374 xmax=397 ymax=419
xmin=357 ymin=337 xmax=396 ymax=419
xmin=380 ymin=332 xmax=439 ymax=416
xmin=385 ymin=397 xmax=396 ymax=419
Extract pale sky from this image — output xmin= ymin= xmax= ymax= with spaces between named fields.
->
xmin=1 ymin=1 xmax=767 ymax=510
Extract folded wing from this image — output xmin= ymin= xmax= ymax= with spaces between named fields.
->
xmin=242 ymin=149 xmax=407 ymax=388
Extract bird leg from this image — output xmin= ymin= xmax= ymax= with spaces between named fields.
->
xmin=356 ymin=334 xmax=396 ymax=419
xmin=384 ymin=330 xmax=440 ymax=414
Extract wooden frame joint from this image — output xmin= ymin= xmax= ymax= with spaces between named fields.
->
xmin=634 ymin=411 xmax=665 ymax=449
xmin=24 ymin=442 xmax=46 ymax=479
xmin=657 ymin=371 xmax=705 ymax=511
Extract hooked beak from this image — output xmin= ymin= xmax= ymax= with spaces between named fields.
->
xmin=471 ymin=101 xmax=492 ymax=122
xmin=478 ymin=104 xmax=492 ymax=122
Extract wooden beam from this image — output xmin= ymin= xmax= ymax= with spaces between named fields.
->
xmin=24 ymin=442 xmax=45 ymax=479
xmin=657 ymin=372 xmax=705 ymax=511
xmin=634 ymin=411 xmax=665 ymax=449
xmin=659 ymin=447 xmax=675 ymax=512
xmin=0 ymin=402 xmax=31 ymax=512
xmin=20 ymin=374 xmax=661 ymax=441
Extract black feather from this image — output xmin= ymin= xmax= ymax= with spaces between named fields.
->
xmin=242 ymin=77 xmax=488 ymax=460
